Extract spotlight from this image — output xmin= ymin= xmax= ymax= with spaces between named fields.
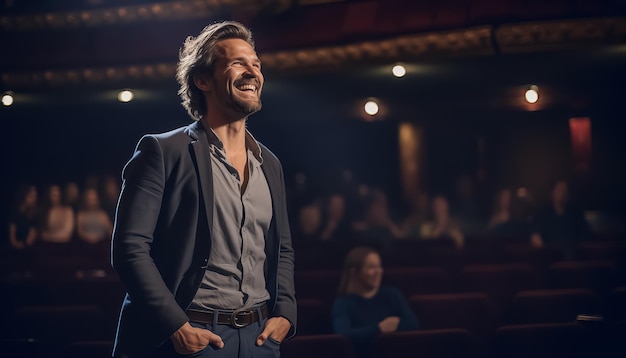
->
xmin=2 ymin=93 xmax=14 ymax=106
xmin=392 ymin=64 xmax=406 ymax=78
xmin=525 ymin=85 xmax=538 ymax=104
xmin=118 ymin=89 xmax=134 ymax=103
xmin=364 ymin=100 xmax=379 ymax=116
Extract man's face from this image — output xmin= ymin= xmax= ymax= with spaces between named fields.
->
xmin=209 ymin=38 xmax=263 ymax=118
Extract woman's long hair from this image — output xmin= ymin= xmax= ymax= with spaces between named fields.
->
xmin=337 ymin=246 xmax=379 ymax=297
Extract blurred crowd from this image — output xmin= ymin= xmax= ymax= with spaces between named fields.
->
xmin=6 ymin=176 xmax=120 ymax=250
xmin=6 ymin=170 xmax=618 ymax=261
xmin=289 ymin=173 xmax=601 ymax=260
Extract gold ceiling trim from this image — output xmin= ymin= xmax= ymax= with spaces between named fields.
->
xmin=2 ymin=63 xmax=177 ymax=88
xmin=3 ymin=18 xmax=625 ymax=89
xmin=260 ymin=26 xmax=494 ymax=70
xmin=0 ymin=0 xmax=279 ymax=31
xmin=1 ymin=26 xmax=493 ymax=88
xmin=496 ymin=17 xmax=626 ymax=51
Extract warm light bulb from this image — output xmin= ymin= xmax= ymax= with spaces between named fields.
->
xmin=2 ymin=93 xmax=14 ymax=106
xmin=525 ymin=86 xmax=538 ymax=104
xmin=364 ymin=100 xmax=379 ymax=116
xmin=392 ymin=64 xmax=406 ymax=78
xmin=118 ymin=90 xmax=134 ymax=103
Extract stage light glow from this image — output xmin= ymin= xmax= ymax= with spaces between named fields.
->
xmin=392 ymin=64 xmax=406 ymax=78
xmin=364 ymin=100 xmax=379 ymax=116
xmin=2 ymin=93 xmax=14 ymax=106
xmin=118 ymin=90 xmax=134 ymax=103
xmin=525 ymin=85 xmax=539 ymax=104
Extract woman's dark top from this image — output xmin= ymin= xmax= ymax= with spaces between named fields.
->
xmin=332 ymin=286 xmax=419 ymax=357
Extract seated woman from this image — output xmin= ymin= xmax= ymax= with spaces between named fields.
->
xmin=352 ymin=189 xmax=406 ymax=242
xmin=332 ymin=246 xmax=419 ymax=358
xmin=40 ymin=184 xmax=75 ymax=243
xmin=420 ymin=195 xmax=465 ymax=248
xmin=76 ymin=188 xmax=113 ymax=245
xmin=8 ymin=185 xmax=39 ymax=250
xmin=487 ymin=188 xmax=530 ymax=239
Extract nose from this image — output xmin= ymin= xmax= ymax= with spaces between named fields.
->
xmin=243 ymin=63 xmax=261 ymax=78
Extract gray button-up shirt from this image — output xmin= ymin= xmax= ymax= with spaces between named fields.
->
xmin=189 ymin=128 xmax=272 ymax=310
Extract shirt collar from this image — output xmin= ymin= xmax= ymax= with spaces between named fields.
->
xmin=206 ymin=127 xmax=263 ymax=164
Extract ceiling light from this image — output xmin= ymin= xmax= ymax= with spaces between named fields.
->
xmin=118 ymin=89 xmax=134 ymax=103
xmin=364 ymin=100 xmax=379 ymax=116
xmin=525 ymin=85 xmax=539 ymax=104
xmin=392 ymin=64 xmax=406 ymax=78
xmin=2 ymin=93 xmax=14 ymax=106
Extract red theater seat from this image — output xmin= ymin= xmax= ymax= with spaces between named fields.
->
xmin=491 ymin=323 xmax=591 ymax=358
xmin=374 ymin=329 xmax=476 ymax=358
xmin=459 ymin=263 xmax=538 ymax=311
xmin=383 ymin=267 xmax=452 ymax=296
xmin=409 ymin=292 xmax=497 ymax=344
xmin=549 ymin=261 xmax=618 ymax=295
xmin=509 ymin=288 xmax=600 ymax=324
xmin=281 ymin=334 xmax=356 ymax=358
xmin=297 ymin=298 xmax=332 ymax=335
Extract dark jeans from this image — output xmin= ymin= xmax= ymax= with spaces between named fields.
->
xmin=159 ymin=308 xmax=280 ymax=358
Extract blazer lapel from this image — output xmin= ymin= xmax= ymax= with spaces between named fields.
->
xmin=187 ymin=122 xmax=214 ymax=240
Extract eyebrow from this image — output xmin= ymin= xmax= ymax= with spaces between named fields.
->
xmin=230 ymin=56 xmax=261 ymax=64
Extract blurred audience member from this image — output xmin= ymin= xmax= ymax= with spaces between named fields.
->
xmin=402 ymin=191 xmax=430 ymax=239
xmin=76 ymin=188 xmax=113 ymax=245
xmin=295 ymin=200 xmax=323 ymax=240
xmin=8 ymin=185 xmax=39 ymax=250
xmin=64 ymin=181 xmax=81 ymax=211
xmin=488 ymin=189 xmax=512 ymax=230
xmin=102 ymin=175 xmax=120 ymax=220
xmin=530 ymin=180 xmax=590 ymax=259
xmin=452 ymin=173 xmax=484 ymax=235
xmin=40 ymin=184 xmax=75 ymax=243
xmin=320 ymin=193 xmax=350 ymax=241
xmin=487 ymin=188 xmax=531 ymax=238
xmin=333 ymin=246 xmax=419 ymax=358
xmin=352 ymin=189 xmax=406 ymax=242
xmin=420 ymin=195 xmax=465 ymax=248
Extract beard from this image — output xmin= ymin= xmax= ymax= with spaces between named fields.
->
xmin=230 ymin=94 xmax=262 ymax=116
xmin=226 ymin=77 xmax=263 ymax=116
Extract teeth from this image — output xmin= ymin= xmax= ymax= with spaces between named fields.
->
xmin=238 ymin=84 xmax=256 ymax=91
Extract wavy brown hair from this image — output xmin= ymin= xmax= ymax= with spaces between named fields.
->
xmin=176 ymin=21 xmax=255 ymax=121
xmin=337 ymin=246 xmax=380 ymax=296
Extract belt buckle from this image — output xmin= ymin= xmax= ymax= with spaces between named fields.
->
xmin=230 ymin=308 xmax=248 ymax=328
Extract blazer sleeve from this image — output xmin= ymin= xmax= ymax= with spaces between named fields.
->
xmin=111 ymin=135 xmax=189 ymax=342
xmin=271 ymin=162 xmax=298 ymax=337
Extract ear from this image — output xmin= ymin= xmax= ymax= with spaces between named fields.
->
xmin=193 ymin=72 xmax=212 ymax=92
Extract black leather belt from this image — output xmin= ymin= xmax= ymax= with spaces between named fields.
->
xmin=186 ymin=304 xmax=269 ymax=328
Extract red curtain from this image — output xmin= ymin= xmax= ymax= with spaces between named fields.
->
xmin=569 ymin=117 xmax=592 ymax=172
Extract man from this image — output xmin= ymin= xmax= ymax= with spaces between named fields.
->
xmin=111 ymin=21 xmax=296 ymax=357
xmin=530 ymin=180 xmax=589 ymax=259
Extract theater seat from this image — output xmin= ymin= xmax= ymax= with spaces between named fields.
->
xmin=295 ymin=270 xmax=341 ymax=304
xmin=609 ymin=286 xmax=626 ymax=323
xmin=281 ymin=334 xmax=355 ymax=358
xmin=409 ymin=292 xmax=497 ymax=346
xmin=459 ymin=264 xmax=537 ymax=312
xmin=383 ymin=267 xmax=452 ymax=296
xmin=491 ymin=323 xmax=591 ymax=358
xmin=549 ymin=261 xmax=618 ymax=296
xmin=509 ymin=288 xmax=600 ymax=324
xmin=297 ymin=298 xmax=333 ymax=335
xmin=374 ymin=329 xmax=476 ymax=358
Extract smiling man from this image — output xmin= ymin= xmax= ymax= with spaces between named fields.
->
xmin=111 ymin=21 xmax=296 ymax=358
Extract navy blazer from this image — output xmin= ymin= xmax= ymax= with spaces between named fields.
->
xmin=111 ymin=121 xmax=297 ymax=357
